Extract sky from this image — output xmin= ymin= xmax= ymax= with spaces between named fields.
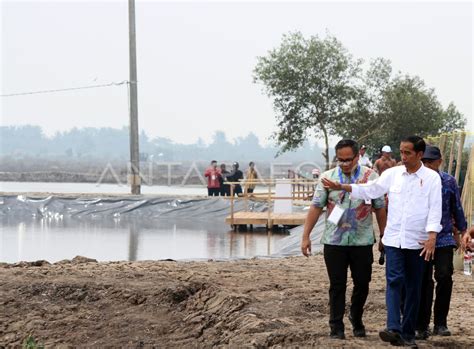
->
xmin=1 ymin=0 xmax=473 ymax=146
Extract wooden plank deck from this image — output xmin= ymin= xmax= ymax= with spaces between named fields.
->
xmin=225 ymin=211 xmax=307 ymax=227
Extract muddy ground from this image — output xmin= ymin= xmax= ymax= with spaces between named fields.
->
xmin=1 ymin=252 xmax=473 ymax=348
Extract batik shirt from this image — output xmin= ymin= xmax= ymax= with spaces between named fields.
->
xmin=312 ymin=165 xmax=385 ymax=246
xmin=437 ymin=171 xmax=467 ymax=248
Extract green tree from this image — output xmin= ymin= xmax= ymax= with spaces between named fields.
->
xmin=337 ymin=66 xmax=466 ymax=156
xmin=253 ymin=32 xmax=361 ymax=169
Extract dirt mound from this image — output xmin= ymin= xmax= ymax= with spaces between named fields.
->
xmin=1 ymin=254 xmax=473 ymax=348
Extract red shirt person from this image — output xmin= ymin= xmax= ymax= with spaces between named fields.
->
xmin=204 ymin=160 xmax=222 ymax=196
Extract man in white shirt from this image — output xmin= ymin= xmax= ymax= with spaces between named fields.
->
xmin=358 ymin=145 xmax=373 ymax=168
xmin=321 ymin=136 xmax=442 ymax=348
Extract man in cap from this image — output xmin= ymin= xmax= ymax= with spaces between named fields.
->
xmin=374 ymin=145 xmax=397 ymax=175
xmin=414 ymin=145 xmax=467 ymax=339
xmin=358 ymin=145 xmax=373 ymax=168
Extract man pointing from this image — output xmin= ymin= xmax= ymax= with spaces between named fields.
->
xmin=321 ymin=136 xmax=442 ymax=348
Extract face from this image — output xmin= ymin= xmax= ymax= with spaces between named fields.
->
xmin=382 ymin=151 xmax=391 ymax=158
xmin=360 ymin=148 xmax=366 ymax=156
xmin=211 ymin=162 xmax=217 ymax=168
xmin=422 ymin=158 xmax=442 ymax=171
xmin=400 ymin=142 xmax=423 ymax=168
xmin=336 ymin=147 xmax=359 ymax=174
xmin=220 ymin=164 xmax=226 ymax=171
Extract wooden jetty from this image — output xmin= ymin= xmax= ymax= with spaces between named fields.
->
xmin=225 ymin=178 xmax=315 ymax=229
xmin=225 ymin=211 xmax=307 ymax=228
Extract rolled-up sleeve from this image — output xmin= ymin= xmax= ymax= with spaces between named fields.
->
xmin=426 ymin=175 xmax=443 ymax=233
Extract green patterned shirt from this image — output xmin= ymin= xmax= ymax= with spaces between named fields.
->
xmin=312 ymin=165 xmax=385 ymax=246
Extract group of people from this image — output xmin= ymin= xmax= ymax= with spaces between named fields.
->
xmin=204 ymin=161 xmax=258 ymax=197
xmin=302 ymin=136 xmax=472 ymax=347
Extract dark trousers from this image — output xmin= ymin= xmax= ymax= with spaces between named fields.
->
xmin=207 ymin=188 xmax=219 ymax=196
xmin=417 ymin=246 xmax=454 ymax=330
xmin=220 ymin=185 xmax=230 ymax=196
xmin=385 ymin=246 xmax=425 ymax=341
xmin=323 ymin=244 xmax=373 ymax=332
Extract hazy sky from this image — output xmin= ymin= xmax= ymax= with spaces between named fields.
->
xmin=1 ymin=0 xmax=473 ymax=145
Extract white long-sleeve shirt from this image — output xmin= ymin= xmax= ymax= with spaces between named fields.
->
xmin=350 ymin=163 xmax=442 ymax=250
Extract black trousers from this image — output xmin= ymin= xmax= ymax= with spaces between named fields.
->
xmin=416 ymin=246 xmax=454 ymax=330
xmin=323 ymin=244 xmax=373 ymax=331
xmin=207 ymin=188 xmax=220 ymax=196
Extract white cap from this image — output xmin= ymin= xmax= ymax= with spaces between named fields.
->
xmin=382 ymin=145 xmax=392 ymax=153
xmin=312 ymin=169 xmax=320 ymax=175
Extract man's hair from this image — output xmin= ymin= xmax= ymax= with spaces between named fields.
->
xmin=211 ymin=160 xmax=217 ymax=165
xmin=249 ymin=161 xmax=254 ymax=166
xmin=401 ymin=136 xmax=426 ymax=154
xmin=335 ymin=139 xmax=359 ymax=156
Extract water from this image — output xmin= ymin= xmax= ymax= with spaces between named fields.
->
xmin=0 ymin=182 xmax=208 ymax=196
xmin=0 ymin=182 xmax=304 ymax=263
xmin=0 ymin=216 xmax=292 ymax=263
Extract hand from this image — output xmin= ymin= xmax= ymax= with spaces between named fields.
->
xmin=378 ymin=240 xmax=384 ymax=253
xmin=301 ymin=237 xmax=312 ymax=257
xmin=461 ymin=232 xmax=471 ymax=251
xmin=321 ymin=178 xmax=341 ymax=190
xmin=420 ymin=234 xmax=436 ymax=261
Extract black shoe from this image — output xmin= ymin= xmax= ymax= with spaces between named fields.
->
xmin=349 ymin=314 xmax=366 ymax=337
xmin=415 ymin=329 xmax=430 ymax=340
xmin=401 ymin=338 xmax=418 ymax=348
xmin=329 ymin=330 xmax=345 ymax=339
xmin=433 ymin=325 xmax=451 ymax=336
xmin=379 ymin=329 xmax=403 ymax=345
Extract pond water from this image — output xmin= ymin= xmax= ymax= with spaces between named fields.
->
xmin=0 ymin=216 xmax=296 ymax=263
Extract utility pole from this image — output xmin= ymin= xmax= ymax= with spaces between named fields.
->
xmin=128 ymin=0 xmax=140 ymax=194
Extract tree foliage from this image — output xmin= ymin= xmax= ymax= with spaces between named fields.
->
xmin=255 ymin=32 xmax=467 ymax=162
xmin=253 ymin=32 xmax=361 ymax=169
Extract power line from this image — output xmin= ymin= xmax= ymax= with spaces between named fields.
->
xmin=0 ymin=81 xmax=129 ymax=97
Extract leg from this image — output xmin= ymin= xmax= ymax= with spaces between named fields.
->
xmin=384 ymin=246 xmax=405 ymax=333
xmin=348 ymin=245 xmax=373 ymax=332
xmin=324 ymin=244 xmax=350 ymax=334
xmin=416 ymin=259 xmax=434 ymax=332
xmin=401 ymin=249 xmax=425 ymax=341
xmin=433 ymin=247 xmax=454 ymax=329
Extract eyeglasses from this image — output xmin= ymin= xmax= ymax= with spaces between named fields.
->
xmin=336 ymin=157 xmax=356 ymax=165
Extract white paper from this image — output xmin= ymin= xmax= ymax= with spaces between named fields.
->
xmin=328 ymin=205 xmax=345 ymax=225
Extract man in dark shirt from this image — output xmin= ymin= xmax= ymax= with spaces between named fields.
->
xmin=227 ymin=162 xmax=243 ymax=196
xmin=416 ymin=146 xmax=467 ymax=339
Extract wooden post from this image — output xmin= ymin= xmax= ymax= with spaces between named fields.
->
xmin=438 ymin=134 xmax=448 ymax=159
xmin=447 ymin=132 xmax=457 ymax=175
xmin=230 ymin=184 xmax=234 ymax=229
xmin=454 ymin=132 xmax=466 ymax=183
xmin=267 ymin=183 xmax=272 ymax=229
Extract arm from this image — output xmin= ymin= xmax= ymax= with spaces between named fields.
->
xmin=204 ymin=168 xmax=211 ymax=178
xmin=301 ymin=206 xmax=323 ymax=257
xmin=321 ymin=169 xmax=391 ymax=200
xmin=420 ymin=175 xmax=443 ymax=261
xmin=374 ymin=207 xmax=387 ymax=252
xmin=450 ymin=179 xmax=468 ymax=250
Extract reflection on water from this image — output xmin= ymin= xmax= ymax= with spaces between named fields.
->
xmin=0 ymin=216 xmax=290 ymax=263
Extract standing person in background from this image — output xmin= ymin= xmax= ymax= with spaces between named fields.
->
xmin=227 ymin=162 xmax=243 ymax=196
xmin=219 ymin=163 xmax=230 ymax=196
xmin=414 ymin=146 xmax=467 ymax=340
xmin=321 ymin=136 xmax=442 ymax=348
xmin=358 ymin=145 xmax=373 ymax=168
xmin=204 ymin=160 xmax=221 ymax=196
xmin=244 ymin=161 xmax=258 ymax=195
xmin=301 ymin=139 xmax=387 ymax=340
xmin=374 ymin=145 xmax=397 ymax=175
